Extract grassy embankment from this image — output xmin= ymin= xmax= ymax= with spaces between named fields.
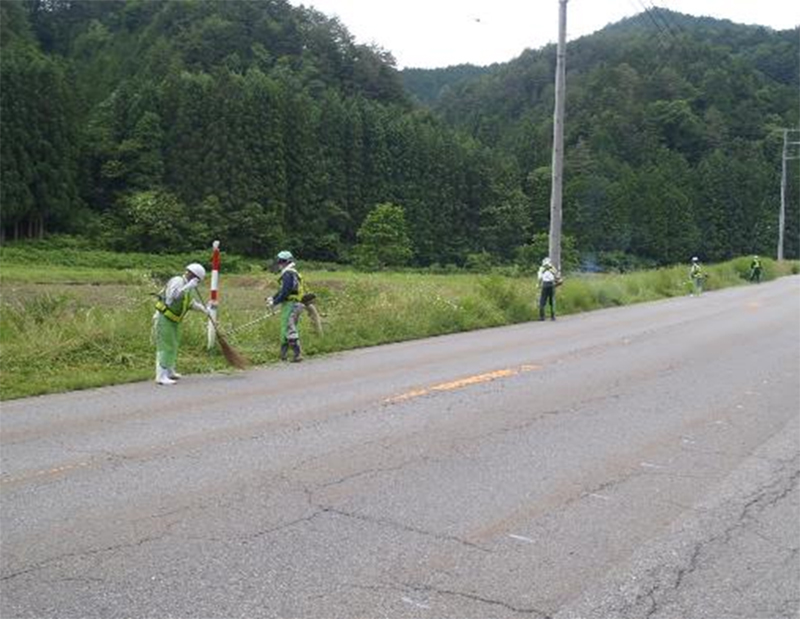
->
xmin=1 ymin=244 xmax=797 ymax=400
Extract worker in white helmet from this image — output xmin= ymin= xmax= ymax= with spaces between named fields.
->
xmin=537 ymin=257 xmax=561 ymax=321
xmin=749 ymin=255 xmax=762 ymax=283
xmin=689 ymin=256 xmax=706 ymax=296
xmin=153 ymin=263 xmax=212 ymax=385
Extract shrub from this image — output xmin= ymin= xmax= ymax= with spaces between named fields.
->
xmin=354 ymin=203 xmax=413 ymax=269
xmin=465 ymin=251 xmax=494 ymax=273
xmin=516 ymin=232 xmax=580 ymax=273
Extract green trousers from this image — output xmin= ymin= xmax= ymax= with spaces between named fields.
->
xmin=155 ymin=312 xmax=181 ymax=369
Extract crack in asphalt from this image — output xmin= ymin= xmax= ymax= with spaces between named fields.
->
xmin=322 ymin=505 xmax=492 ymax=553
xmin=243 ymin=509 xmax=326 ymax=541
xmin=349 ymin=581 xmax=554 ymax=618
xmin=318 ymin=458 xmax=434 ymax=490
xmin=0 ymin=501 xmax=209 ymax=583
xmin=0 ymin=531 xmax=172 ymax=582
xmin=402 ymin=581 xmax=554 ymax=617
xmin=609 ymin=458 xmax=800 ymax=617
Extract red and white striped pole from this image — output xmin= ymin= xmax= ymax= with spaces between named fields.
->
xmin=207 ymin=240 xmax=221 ymax=349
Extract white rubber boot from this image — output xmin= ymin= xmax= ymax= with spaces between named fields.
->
xmin=156 ymin=366 xmax=176 ymax=385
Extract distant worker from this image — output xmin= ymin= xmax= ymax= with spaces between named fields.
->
xmin=689 ymin=256 xmax=706 ymax=296
xmin=537 ymin=257 xmax=561 ymax=321
xmin=267 ymin=250 xmax=305 ymax=362
xmin=153 ymin=263 xmax=211 ymax=385
xmin=749 ymin=255 xmax=762 ymax=283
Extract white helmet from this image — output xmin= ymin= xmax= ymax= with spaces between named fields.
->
xmin=691 ymin=256 xmax=699 ymax=262
xmin=542 ymin=257 xmax=552 ymax=266
xmin=185 ymin=263 xmax=206 ymax=281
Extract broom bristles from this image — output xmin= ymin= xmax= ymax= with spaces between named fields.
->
xmin=216 ymin=332 xmax=250 ymax=369
xmin=198 ymin=294 xmax=250 ymax=369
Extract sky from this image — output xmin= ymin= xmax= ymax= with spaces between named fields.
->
xmin=289 ymin=0 xmax=800 ymax=69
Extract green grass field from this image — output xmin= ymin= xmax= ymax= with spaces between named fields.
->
xmin=1 ymin=245 xmax=796 ymax=400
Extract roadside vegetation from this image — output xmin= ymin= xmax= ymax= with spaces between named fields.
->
xmin=2 ymin=243 xmax=796 ymax=401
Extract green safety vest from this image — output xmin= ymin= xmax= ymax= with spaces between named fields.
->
xmin=155 ymin=289 xmax=191 ymax=323
xmin=277 ymin=268 xmax=305 ymax=302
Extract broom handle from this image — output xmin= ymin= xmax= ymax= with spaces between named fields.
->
xmin=195 ymin=290 xmax=224 ymax=336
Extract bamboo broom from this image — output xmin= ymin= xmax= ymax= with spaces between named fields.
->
xmin=209 ymin=315 xmax=250 ymax=369
xmin=197 ymin=293 xmax=250 ymax=369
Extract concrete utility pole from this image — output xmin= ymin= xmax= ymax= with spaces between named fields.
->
xmin=779 ymin=129 xmax=800 ymax=261
xmin=548 ymin=0 xmax=567 ymax=272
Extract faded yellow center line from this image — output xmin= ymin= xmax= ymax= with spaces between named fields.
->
xmin=4 ymin=365 xmax=544 ymax=486
xmin=385 ymin=364 xmax=543 ymax=403
xmin=1 ymin=460 xmax=93 ymax=487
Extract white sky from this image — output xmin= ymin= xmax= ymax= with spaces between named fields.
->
xmin=291 ymin=0 xmax=800 ymax=69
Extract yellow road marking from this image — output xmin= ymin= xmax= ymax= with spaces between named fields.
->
xmin=385 ymin=364 xmax=542 ymax=403
xmin=4 ymin=364 xmax=544 ymax=486
xmin=1 ymin=460 xmax=92 ymax=487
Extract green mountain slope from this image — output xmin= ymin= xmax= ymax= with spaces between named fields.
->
xmin=2 ymin=2 xmax=798 ymax=265
xmin=404 ymin=10 xmax=799 ymax=262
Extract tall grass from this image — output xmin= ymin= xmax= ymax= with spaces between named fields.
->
xmin=1 ymin=254 xmax=797 ymax=400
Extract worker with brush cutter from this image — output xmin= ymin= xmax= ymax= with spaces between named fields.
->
xmin=267 ymin=250 xmax=306 ymax=362
xmin=153 ymin=263 xmax=213 ymax=385
xmin=689 ymin=256 xmax=707 ymax=296
xmin=537 ymin=257 xmax=561 ymax=321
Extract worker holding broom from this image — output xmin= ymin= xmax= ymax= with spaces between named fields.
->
xmin=267 ymin=250 xmax=306 ymax=362
xmin=153 ymin=263 xmax=213 ymax=385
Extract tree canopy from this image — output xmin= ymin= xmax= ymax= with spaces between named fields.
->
xmin=2 ymin=1 xmax=798 ymax=265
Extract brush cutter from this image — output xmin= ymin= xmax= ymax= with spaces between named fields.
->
xmin=228 ymin=296 xmax=323 ymax=338
xmin=227 ymin=311 xmax=277 ymax=336
xmin=301 ymin=293 xmax=324 ymax=336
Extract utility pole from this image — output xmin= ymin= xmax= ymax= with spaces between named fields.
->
xmin=780 ymin=31 xmax=800 ymax=262
xmin=779 ymin=129 xmax=800 ymax=261
xmin=548 ymin=0 xmax=567 ymax=271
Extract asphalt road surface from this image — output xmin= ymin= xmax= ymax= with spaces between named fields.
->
xmin=2 ymin=276 xmax=799 ymax=619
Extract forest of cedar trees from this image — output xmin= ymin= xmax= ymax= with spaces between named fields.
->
xmin=1 ymin=0 xmax=798 ymax=269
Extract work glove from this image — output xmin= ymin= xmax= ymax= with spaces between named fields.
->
xmin=266 ymin=296 xmax=274 ymax=309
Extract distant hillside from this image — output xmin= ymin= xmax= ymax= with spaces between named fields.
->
xmin=2 ymin=2 xmax=798 ymax=265
xmin=1 ymin=0 xmax=521 ymax=265
xmin=406 ymin=10 xmax=800 ymax=262
xmin=401 ymin=63 xmax=492 ymax=106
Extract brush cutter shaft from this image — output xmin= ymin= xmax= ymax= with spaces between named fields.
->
xmin=227 ymin=311 xmax=276 ymax=335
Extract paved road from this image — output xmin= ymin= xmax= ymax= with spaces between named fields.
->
xmin=2 ymin=277 xmax=799 ymax=619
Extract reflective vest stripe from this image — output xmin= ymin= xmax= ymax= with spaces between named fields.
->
xmin=277 ymin=269 xmax=304 ymax=302
xmin=155 ymin=292 xmax=191 ymax=323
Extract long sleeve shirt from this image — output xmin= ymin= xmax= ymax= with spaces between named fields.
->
xmin=538 ymin=265 xmax=557 ymax=285
xmin=163 ymin=275 xmax=206 ymax=313
xmin=272 ymin=263 xmax=300 ymax=305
